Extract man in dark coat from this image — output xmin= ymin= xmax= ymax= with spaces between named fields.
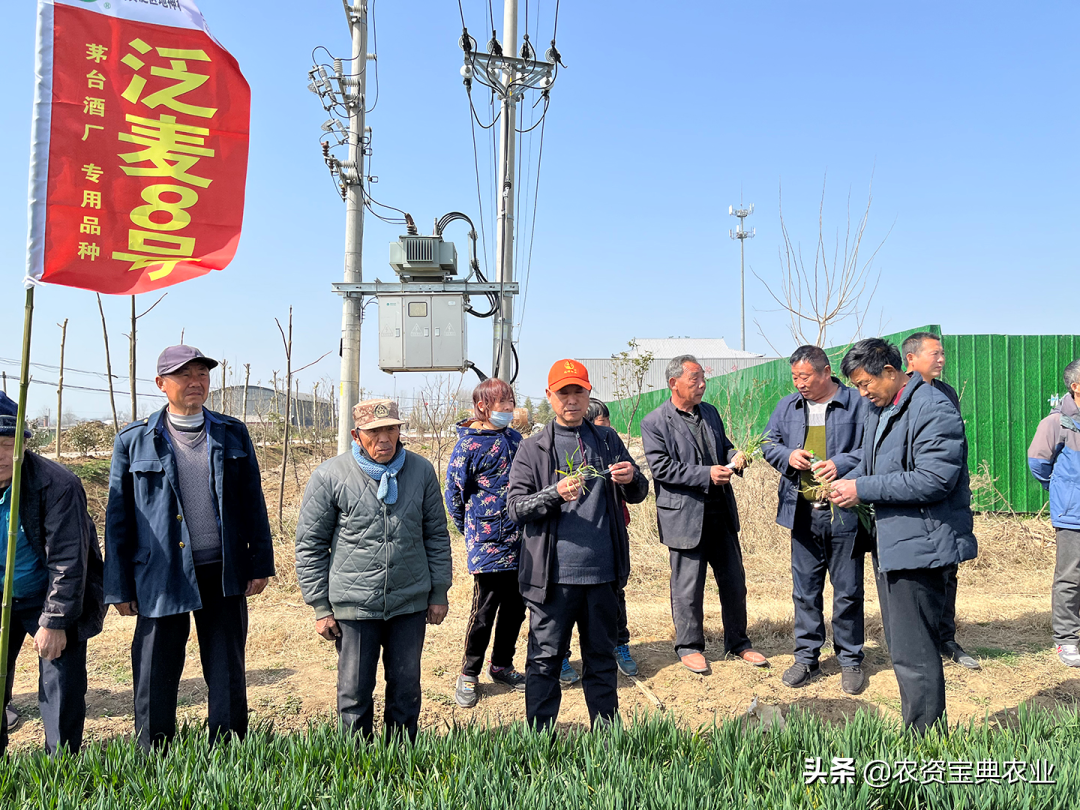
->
xmin=640 ymin=355 xmax=767 ymax=675
xmin=507 ymin=359 xmax=648 ymax=731
xmin=902 ymin=331 xmax=979 ymax=671
xmin=762 ymin=345 xmax=868 ymax=694
xmin=0 ymin=392 xmax=105 ymax=755
xmin=104 ymin=346 xmax=275 ymax=750
xmin=831 ymin=338 xmax=976 ymax=733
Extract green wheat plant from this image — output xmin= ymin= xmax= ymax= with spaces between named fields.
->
xmin=800 ymin=459 xmax=875 ymax=535
xmin=556 ymin=447 xmax=605 ymax=492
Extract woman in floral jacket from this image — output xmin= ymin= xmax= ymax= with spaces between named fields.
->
xmin=444 ymin=378 xmax=526 ymax=708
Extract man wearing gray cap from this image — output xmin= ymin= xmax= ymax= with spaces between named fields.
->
xmin=104 ymin=345 xmax=274 ymax=750
xmin=0 ymin=392 xmax=105 ymax=755
xmin=295 ymin=398 xmax=452 ymax=741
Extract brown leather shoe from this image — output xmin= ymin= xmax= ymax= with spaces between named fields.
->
xmin=735 ymin=649 xmax=769 ymax=667
xmin=680 ymin=652 xmax=709 ymax=674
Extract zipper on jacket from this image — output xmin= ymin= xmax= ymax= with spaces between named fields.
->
xmin=383 ymin=502 xmax=389 ymax=618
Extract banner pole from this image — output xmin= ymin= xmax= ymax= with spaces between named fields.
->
xmin=0 ymin=285 xmax=35 ymax=710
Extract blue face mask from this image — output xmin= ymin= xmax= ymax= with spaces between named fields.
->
xmin=488 ymin=410 xmax=513 ymax=429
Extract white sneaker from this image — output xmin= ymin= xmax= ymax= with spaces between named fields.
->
xmin=1057 ymin=644 xmax=1080 ymax=667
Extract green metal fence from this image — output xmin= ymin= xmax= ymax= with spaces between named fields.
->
xmin=609 ymin=326 xmax=1079 ymax=513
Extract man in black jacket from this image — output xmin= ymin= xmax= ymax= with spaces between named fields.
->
xmin=902 ymin=331 xmax=979 ymax=671
xmin=507 ymin=360 xmax=648 ymax=731
xmin=831 ymin=339 xmax=976 ymax=732
xmin=640 ymin=355 xmax=767 ymax=675
xmin=0 ymin=392 xmax=105 ymax=755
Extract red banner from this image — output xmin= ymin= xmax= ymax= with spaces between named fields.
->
xmin=28 ymin=0 xmax=250 ymax=294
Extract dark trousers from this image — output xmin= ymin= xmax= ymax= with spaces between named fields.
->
xmin=790 ymin=500 xmax=864 ymax=667
xmin=336 ymin=610 xmax=426 ymax=741
xmin=1 ymin=596 xmax=87 ymax=755
xmin=1053 ymin=528 xmax=1080 ymax=645
xmin=461 ymin=571 xmax=527 ymax=676
xmin=669 ymin=516 xmax=751 ymax=657
xmin=131 ymin=563 xmax=248 ymax=751
xmin=938 ymin=564 xmax=959 ymax=647
xmin=878 ymin=563 xmax=949 ymax=733
xmin=524 ymin=582 xmax=619 ymax=731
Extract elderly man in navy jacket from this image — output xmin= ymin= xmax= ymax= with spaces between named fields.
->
xmin=763 ymin=345 xmax=868 ymax=695
xmin=640 ymin=355 xmax=767 ymax=675
xmin=831 ymin=338 xmax=976 ymax=733
xmin=104 ymin=346 xmax=274 ymax=750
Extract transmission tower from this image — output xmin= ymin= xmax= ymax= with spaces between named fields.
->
xmin=729 ymin=203 xmax=755 ymax=352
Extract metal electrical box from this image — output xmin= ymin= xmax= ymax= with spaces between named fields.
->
xmin=377 ymin=294 xmax=467 ymax=372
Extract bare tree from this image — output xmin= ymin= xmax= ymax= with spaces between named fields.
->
xmin=219 ymin=359 xmax=229 ymax=415
xmin=96 ymin=294 xmax=120 ymax=432
xmin=242 ymin=363 xmax=251 ymax=423
xmin=754 ymin=176 xmax=890 ymax=349
xmin=607 ymin=338 xmax=655 ymax=440
xmin=274 ymin=309 xmax=332 ymax=531
xmin=411 ymin=375 xmax=465 ymax=485
xmin=56 ymin=319 xmax=68 ymax=458
xmin=125 ymin=293 xmax=167 ymax=421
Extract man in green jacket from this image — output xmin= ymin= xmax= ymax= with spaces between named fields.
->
xmin=295 ymin=399 xmax=452 ymax=740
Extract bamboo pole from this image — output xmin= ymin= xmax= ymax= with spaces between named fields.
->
xmin=55 ymin=318 xmax=67 ymax=458
xmin=96 ymin=294 xmax=119 ymax=432
xmin=0 ymin=287 xmax=36 ymax=707
xmin=276 ymin=309 xmax=293 ymax=533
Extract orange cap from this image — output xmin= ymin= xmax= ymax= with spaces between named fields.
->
xmin=547 ymin=359 xmax=592 ymax=392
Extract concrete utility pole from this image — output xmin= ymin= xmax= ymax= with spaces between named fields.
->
xmin=492 ymin=0 xmax=519 ymax=381
xmin=337 ymin=0 xmax=369 ymax=454
xmin=729 ymin=203 xmax=755 ymax=351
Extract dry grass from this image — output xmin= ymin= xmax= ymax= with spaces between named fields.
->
xmin=5 ymin=447 xmax=1073 ymax=752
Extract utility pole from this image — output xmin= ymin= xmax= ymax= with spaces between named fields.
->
xmin=729 ymin=203 xmax=755 ymax=351
xmin=492 ymin=0 xmax=518 ymax=381
xmin=330 ymin=0 xmax=369 ymax=454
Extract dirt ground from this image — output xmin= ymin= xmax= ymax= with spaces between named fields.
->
xmin=5 ymin=444 xmax=1073 ymax=752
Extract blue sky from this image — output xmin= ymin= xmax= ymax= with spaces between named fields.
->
xmin=1 ymin=0 xmax=1077 ymax=420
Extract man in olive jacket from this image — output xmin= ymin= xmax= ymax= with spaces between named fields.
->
xmin=295 ymin=399 xmax=452 ymax=741
xmin=1 ymin=392 xmax=105 ymax=755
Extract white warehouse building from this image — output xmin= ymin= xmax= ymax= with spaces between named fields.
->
xmin=576 ymin=338 xmax=776 ymax=402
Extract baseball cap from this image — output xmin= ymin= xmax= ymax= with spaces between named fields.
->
xmin=547 ymin=359 xmax=592 ymax=392
xmin=352 ymin=398 xmax=406 ymax=430
xmin=0 ymin=391 xmax=32 ymax=439
xmin=156 ymin=345 xmax=219 ymax=376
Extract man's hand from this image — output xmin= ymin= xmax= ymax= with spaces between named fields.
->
xmin=427 ymin=604 xmax=448 ymax=625
xmin=788 ymin=449 xmax=813 ymax=471
xmin=316 ymin=615 xmax=341 ymax=641
xmin=114 ymin=601 xmax=138 ymax=617
xmin=609 ymin=461 xmax=634 ymax=485
xmin=34 ymin=627 xmax=67 ymax=661
xmin=245 ymin=578 xmax=269 ymax=597
xmin=811 ymin=459 xmax=838 ymax=482
xmin=729 ymin=451 xmax=748 ymax=472
xmin=829 ymin=479 xmax=861 ymax=509
xmin=709 ymin=465 xmax=733 ymax=486
xmin=557 ymin=475 xmax=583 ymax=502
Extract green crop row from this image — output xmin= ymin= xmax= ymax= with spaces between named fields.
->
xmin=1 ymin=706 xmax=1075 ymax=809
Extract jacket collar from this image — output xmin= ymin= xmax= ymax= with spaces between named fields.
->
xmin=660 ymin=397 xmax=708 ymax=445
xmin=537 ymin=417 xmax=600 ymax=452
xmin=794 ymin=377 xmax=853 ymax=410
xmin=148 ymin=405 xmax=223 ymax=435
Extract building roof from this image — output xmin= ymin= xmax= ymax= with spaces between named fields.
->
xmin=626 ymin=338 xmax=765 ymax=360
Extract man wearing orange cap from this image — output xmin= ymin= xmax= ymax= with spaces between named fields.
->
xmin=508 ymin=360 xmax=649 ymax=731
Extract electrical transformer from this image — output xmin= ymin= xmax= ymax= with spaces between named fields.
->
xmin=377 ymin=293 xmax=467 ymax=372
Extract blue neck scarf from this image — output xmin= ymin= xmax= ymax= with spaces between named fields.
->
xmin=352 ymin=443 xmax=406 ymax=504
